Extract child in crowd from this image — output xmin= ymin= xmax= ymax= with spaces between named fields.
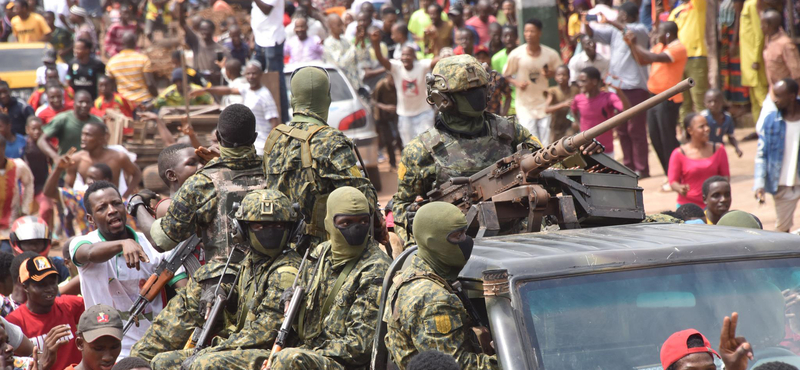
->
xmin=676 ymin=203 xmax=707 ymax=224
xmin=571 ymin=67 xmax=630 ymax=157
xmin=103 ymin=3 xmax=137 ymax=58
xmin=7 ymin=252 xmax=36 ymax=311
xmin=66 ymin=304 xmax=124 ymax=370
xmin=6 ymin=255 xmax=85 ymax=370
xmin=476 ymin=45 xmax=513 ymax=117
xmin=0 ymin=135 xmax=34 ymax=254
xmin=372 ymin=71 xmax=400 ymax=169
xmin=701 ymin=89 xmax=743 ymax=157
xmin=24 ymin=117 xmax=54 ymax=231
xmin=221 ymin=58 xmax=247 ymax=107
xmin=546 ymin=65 xmax=580 ymax=144
xmin=92 ymin=76 xmax=134 ymax=118
xmin=0 ymin=113 xmax=26 ymax=160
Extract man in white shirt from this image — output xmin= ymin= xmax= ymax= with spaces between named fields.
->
xmin=251 ymin=0 xmax=287 ymax=122
xmin=371 ymin=29 xmax=441 ymax=145
xmin=568 ymin=35 xmax=609 ymax=85
xmin=754 ymin=79 xmax=800 ymax=232
xmin=69 ymin=181 xmax=186 ymax=359
xmin=503 ymin=18 xmax=563 ymax=146
xmin=43 ymin=0 xmax=69 ymax=29
xmin=194 ymin=61 xmax=279 ymax=155
xmin=345 ymin=2 xmax=383 ymax=39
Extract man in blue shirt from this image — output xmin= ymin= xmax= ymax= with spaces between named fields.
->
xmin=0 ymin=113 xmax=25 ymax=159
xmin=754 ymin=78 xmax=800 ymax=232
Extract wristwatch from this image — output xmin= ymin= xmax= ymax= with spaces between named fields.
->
xmin=127 ymin=194 xmax=154 ymax=217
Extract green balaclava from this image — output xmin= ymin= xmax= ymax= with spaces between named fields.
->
xmin=431 ymin=55 xmax=490 ymax=135
xmin=236 ymin=189 xmax=298 ymax=258
xmin=324 ymin=186 xmax=371 ymax=267
xmin=290 ymin=67 xmax=332 ymax=125
xmin=413 ymin=202 xmax=474 ymax=281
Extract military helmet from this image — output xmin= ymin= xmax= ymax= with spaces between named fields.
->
xmin=427 ymin=55 xmax=490 ymax=94
xmin=234 ymin=189 xmax=298 ymax=223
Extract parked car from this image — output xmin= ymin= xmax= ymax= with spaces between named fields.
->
xmin=0 ymin=42 xmax=48 ymax=102
xmin=283 ymin=62 xmax=382 ymax=191
xmin=373 ymin=223 xmax=800 ymax=369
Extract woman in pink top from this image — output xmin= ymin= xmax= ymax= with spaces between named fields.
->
xmin=571 ymin=66 xmax=630 ymax=156
xmin=668 ymin=113 xmax=730 ymax=208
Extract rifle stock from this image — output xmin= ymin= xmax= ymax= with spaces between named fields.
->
xmin=123 ymin=234 xmax=201 ymax=335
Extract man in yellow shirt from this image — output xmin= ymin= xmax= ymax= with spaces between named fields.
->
xmin=668 ymin=0 xmax=708 ymax=119
xmin=10 ymin=1 xmax=51 ymax=43
xmin=739 ymin=0 xmax=768 ymax=121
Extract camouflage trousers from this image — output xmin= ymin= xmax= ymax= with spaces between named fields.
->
xmin=152 ymin=348 xmax=271 ymax=370
xmin=270 ymin=348 xmax=344 ymax=370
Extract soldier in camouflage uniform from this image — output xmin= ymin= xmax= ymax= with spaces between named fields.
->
xmin=270 ymin=186 xmax=391 ymax=370
xmin=385 ymin=202 xmax=497 ymax=370
xmin=392 ymin=55 xmax=603 ymax=243
xmin=131 ymin=190 xmax=302 ymax=370
xmin=149 ymin=103 xmax=267 ymax=262
xmin=262 ymin=67 xmax=379 ymax=247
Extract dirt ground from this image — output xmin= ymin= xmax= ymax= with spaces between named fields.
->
xmin=375 ymin=128 xmax=800 ymax=233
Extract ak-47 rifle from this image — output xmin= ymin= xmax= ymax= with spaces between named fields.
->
xmin=260 ymin=245 xmax=316 ymax=370
xmin=424 ymin=78 xmax=696 ymax=236
xmin=123 ymin=234 xmax=202 ymax=335
xmin=181 ymin=203 xmax=249 ymax=370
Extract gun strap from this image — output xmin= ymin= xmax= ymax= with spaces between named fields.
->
xmin=297 ymin=251 xmax=358 ymax=341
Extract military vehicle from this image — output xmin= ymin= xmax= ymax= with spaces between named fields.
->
xmin=372 ymin=223 xmax=800 ymax=370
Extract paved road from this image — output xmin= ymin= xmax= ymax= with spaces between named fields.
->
xmin=375 ymin=128 xmax=800 ymax=233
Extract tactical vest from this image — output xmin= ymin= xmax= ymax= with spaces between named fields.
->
xmin=263 ymin=123 xmax=331 ymax=239
xmin=419 ymin=115 xmax=516 ymax=187
xmin=202 ymin=164 xmax=267 ymax=263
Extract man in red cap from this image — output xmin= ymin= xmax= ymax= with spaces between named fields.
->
xmin=662 ymin=312 xmax=754 ymax=370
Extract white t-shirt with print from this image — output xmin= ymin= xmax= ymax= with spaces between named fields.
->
xmin=69 ymin=227 xmax=177 ymax=360
xmin=390 ymin=59 xmax=433 ymax=117
xmin=503 ymin=44 xmax=563 ymax=121
xmin=241 ymin=86 xmax=279 ymax=155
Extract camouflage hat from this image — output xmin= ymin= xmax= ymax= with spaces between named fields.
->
xmin=429 ymin=54 xmax=489 ymax=93
xmin=234 ymin=189 xmax=298 ymax=223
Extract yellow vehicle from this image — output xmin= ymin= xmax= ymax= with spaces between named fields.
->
xmin=0 ymin=42 xmax=48 ymax=101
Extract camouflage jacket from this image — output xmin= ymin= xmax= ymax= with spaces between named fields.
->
xmin=384 ymin=256 xmax=498 ymax=370
xmin=392 ymin=115 xmax=542 ymax=242
xmin=294 ymin=241 xmax=390 ymax=369
xmin=154 ymin=151 xmax=264 ymax=252
xmin=130 ymin=251 xmax=301 ymax=361
xmin=263 ymin=121 xmax=378 ymax=243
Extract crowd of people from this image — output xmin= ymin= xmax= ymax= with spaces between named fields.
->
xmin=0 ymin=0 xmax=798 ymax=368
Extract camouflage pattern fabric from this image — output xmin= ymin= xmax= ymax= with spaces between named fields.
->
xmin=429 ymin=55 xmax=490 ymax=93
xmin=384 ymin=255 xmax=498 ymax=370
xmin=391 ymin=114 xmax=543 ymax=243
xmin=131 ymin=250 xmax=301 ymax=369
xmin=642 ymin=213 xmax=685 ymax=223
xmin=155 ymin=150 xmax=264 ymax=258
xmin=234 ymin=189 xmax=298 ymax=223
xmin=262 ymin=121 xmax=378 ymax=246
xmin=271 ymin=241 xmax=390 ymax=370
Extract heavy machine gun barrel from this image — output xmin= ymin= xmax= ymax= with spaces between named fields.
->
xmin=520 ymin=78 xmax=695 ymax=178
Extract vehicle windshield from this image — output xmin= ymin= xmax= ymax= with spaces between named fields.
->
xmin=518 ymin=258 xmax=800 ymax=370
xmin=284 ymin=68 xmax=353 ymax=103
xmin=0 ymin=47 xmax=44 ymax=72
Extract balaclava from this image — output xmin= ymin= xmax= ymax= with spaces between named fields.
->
xmin=413 ymin=202 xmax=474 ymax=281
xmin=290 ymin=67 xmax=332 ymax=125
xmin=324 ymin=186 xmax=371 ymax=267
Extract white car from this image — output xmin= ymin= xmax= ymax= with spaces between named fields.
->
xmin=284 ymin=62 xmax=382 ymax=191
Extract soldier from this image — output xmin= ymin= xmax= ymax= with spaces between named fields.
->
xmin=270 ymin=186 xmax=391 ymax=370
xmin=130 ymin=189 xmax=302 ymax=370
xmin=146 ymin=103 xmax=267 ymax=262
xmin=391 ymin=54 xmax=603 ymax=243
xmin=262 ymin=67 xmax=381 ymax=248
xmin=385 ymin=202 xmax=497 ymax=370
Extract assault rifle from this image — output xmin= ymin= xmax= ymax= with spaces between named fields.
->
xmin=260 ymin=246 xmax=317 ymax=370
xmin=123 ymin=234 xmax=202 ymax=335
xmin=425 ymin=78 xmax=695 ymax=236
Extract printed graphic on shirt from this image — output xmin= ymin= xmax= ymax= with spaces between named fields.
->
xmin=402 ymin=79 xmax=419 ymax=96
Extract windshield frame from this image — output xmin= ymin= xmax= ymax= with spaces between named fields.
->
xmin=509 ymin=252 xmax=800 ymax=370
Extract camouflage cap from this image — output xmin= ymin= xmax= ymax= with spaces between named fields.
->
xmin=429 ymin=55 xmax=489 ymax=93
xmin=235 ymin=189 xmax=298 ymax=223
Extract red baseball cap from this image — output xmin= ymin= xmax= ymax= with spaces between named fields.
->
xmin=661 ymin=329 xmax=720 ymax=369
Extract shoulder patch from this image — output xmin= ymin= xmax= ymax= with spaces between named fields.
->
xmin=397 ymin=162 xmax=406 ymax=180
xmin=434 ymin=314 xmax=452 ymax=334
